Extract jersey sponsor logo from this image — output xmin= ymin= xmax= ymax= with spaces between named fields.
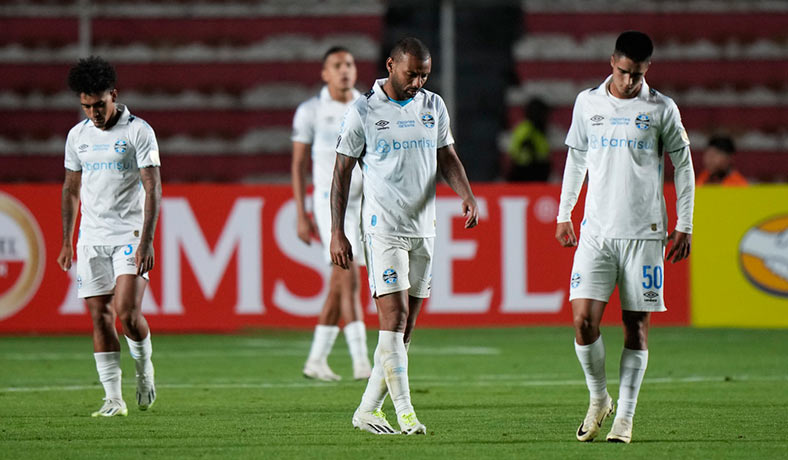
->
xmin=0 ymin=192 xmax=45 ymax=320
xmin=114 ymin=139 xmax=128 ymax=154
xmin=92 ymin=144 xmax=111 ymax=152
xmin=382 ymin=267 xmax=398 ymax=284
xmin=375 ymin=139 xmax=391 ymax=157
xmin=571 ymin=272 xmax=581 ymax=289
xmin=739 ymin=215 xmax=788 ymax=297
xmin=589 ymin=134 xmax=654 ymax=151
xmin=397 ymin=120 xmax=416 ymax=128
xmin=635 ymin=113 xmax=651 ymax=130
xmin=82 ymin=160 xmax=132 ymax=172
xmin=610 ymin=117 xmax=630 ymax=126
xmin=78 ymin=144 xmax=89 ymax=153
xmin=590 ymin=115 xmax=604 ymax=126
xmin=375 ymin=120 xmax=390 ymax=130
xmin=420 ymin=112 xmax=435 ymax=128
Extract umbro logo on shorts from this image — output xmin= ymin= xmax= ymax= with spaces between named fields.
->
xmin=643 ymin=290 xmax=659 ymax=302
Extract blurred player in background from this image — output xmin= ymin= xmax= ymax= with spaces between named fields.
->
xmin=58 ymin=56 xmax=161 ymax=417
xmin=696 ymin=134 xmax=748 ymax=186
xmin=331 ymin=37 xmax=478 ymax=435
xmin=291 ymin=47 xmax=371 ymax=381
xmin=555 ymin=31 xmax=695 ymax=443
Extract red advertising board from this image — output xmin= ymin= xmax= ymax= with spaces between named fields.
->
xmin=0 ymin=183 xmax=688 ymax=333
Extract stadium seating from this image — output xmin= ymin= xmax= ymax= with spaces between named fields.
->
xmin=507 ymin=1 xmax=788 ymax=182
xmin=0 ymin=0 xmax=384 ymax=182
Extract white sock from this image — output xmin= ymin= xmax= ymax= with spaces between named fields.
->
xmin=358 ymin=338 xmax=410 ymax=413
xmin=358 ymin=342 xmax=388 ymax=413
xmin=94 ymin=351 xmax=122 ymax=400
xmin=343 ymin=320 xmax=370 ymax=367
xmin=378 ymin=331 xmax=413 ymax=416
xmin=574 ymin=336 xmax=608 ymax=401
xmin=306 ymin=325 xmax=339 ymax=364
xmin=616 ymin=348 xmax=649 ymax=420
xmin=125 ymin=333 xmax=154 ymax=377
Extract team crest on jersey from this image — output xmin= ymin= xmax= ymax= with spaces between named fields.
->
xmin=635 ymin=113 xmax=651 ymax=130
xmin=114 ymin=139 xmax=128 ymax=154
xmin=383 ymin=268 xmax=398 ymax=285
xmin=375 ymin=120 xmax=390 ymax=130
xmin=420 ymin=112 xmax=435 ymax=128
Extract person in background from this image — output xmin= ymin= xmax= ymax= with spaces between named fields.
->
xmin=505 ymin=97 xmax=551 ymax=181
xmin=696 ymin=134 xmax=748 ymax=186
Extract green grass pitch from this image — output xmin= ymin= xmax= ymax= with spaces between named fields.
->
xmin=2 ymin=327 xmax=787 ymax=459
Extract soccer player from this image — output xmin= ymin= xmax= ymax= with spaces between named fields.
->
xmin=291 ymin=46 xmax=371 ymax=381
xmin=331 ymin=37 xmax=479 ymax=435
xmin=57 ymin=56 xmax=161 ymax=417
xmin=556 ymin=31 xmax=695 ymax=443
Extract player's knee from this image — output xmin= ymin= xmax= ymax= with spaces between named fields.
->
xmin=573 ymin=312 xmax=597 ymax=334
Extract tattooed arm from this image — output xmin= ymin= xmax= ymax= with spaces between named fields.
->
xmin=329 ymin=153 xmax=358 ymax=269
xmin=57 ymin=169 xmax=81 ymax=271
xmin=136 ymin=166 xmax=162 ymax=275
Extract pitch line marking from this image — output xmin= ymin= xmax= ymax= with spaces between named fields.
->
xmin=2 ymin=374 xmax=786 ymax=393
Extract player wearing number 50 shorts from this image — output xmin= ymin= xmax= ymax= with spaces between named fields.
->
xmin=555 ymin=31 xmax=695 ymax=443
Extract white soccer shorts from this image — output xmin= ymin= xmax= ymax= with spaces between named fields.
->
xmin=76 ymin=244 xmax=149 ymax=298
xmin=313 ymin=191 xmax=364 ymax=267
xmin=363 ymin=233 xmax=433 ymax=298
xmin=569 ymin=232 xmax=667 ymax=312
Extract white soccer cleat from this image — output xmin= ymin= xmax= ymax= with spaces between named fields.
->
xmin=606 ymin=417 xmax=633 ymax=443
xmin=398 ymin=411 xmax=427 ymax=435
xmin=576 ymin=394 xmax=614 ymax=442
xmin=352 ymin=408 xmax=398 ymax=435
xmin=136 ymin=371 xmax=156 ymax=411
xmin=353 ymin=360 xmax=372 ymax=380
xmin=91 ymin=398 xmax=128 ymax=417
xmin=303 ymin=360 xmax=341 ymax=382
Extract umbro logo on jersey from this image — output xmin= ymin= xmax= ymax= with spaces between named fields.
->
xmin=375 ymin=120 xmax=390 ymax=130
xmin=590 ymin=115 xmax=604 ymax=126
xmin=78 ymin=144 xmax=89 ymax=153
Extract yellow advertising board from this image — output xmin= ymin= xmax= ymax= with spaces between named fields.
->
xmin=692 ymin=186 xmax=788 ymax=327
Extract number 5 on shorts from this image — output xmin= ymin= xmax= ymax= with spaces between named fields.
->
xmin=641 ymin=265 xmax=663 ymax=289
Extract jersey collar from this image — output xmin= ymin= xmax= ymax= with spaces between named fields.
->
xmin=320 ymin=85 xmax=361 ymax=103
xmin=602 ymin=75 xmax=650 ymax=101
xmin=373 ymin=78 xmax=419 ymax=106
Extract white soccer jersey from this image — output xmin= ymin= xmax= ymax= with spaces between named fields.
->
xmin=559 ymin=75 xmax=693 ymax=239
xmin=336 ymin=78 xmax=454 ymax=238
xmin=292 ymin=86 xmax=363 ymax=199
xmin=64 ymin=104 xmax=161 ymax=246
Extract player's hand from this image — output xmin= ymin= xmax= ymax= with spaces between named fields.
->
xmin=462 ymin=197 xmax=479 ymax=229
xmin=57 ymin=244 xmax=73 ymax=271
xmin=666 ymin=230 xmax=691 ymax=263
xmin=135 ymin=242 xmax=155 ymax=276
xmin=330 ymin=231 xmax=353 ymax=270
xmin=296 ymin=214 xmax=318 ymax=245
xmin=555 ymin=221 xmax=577 ymax=247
